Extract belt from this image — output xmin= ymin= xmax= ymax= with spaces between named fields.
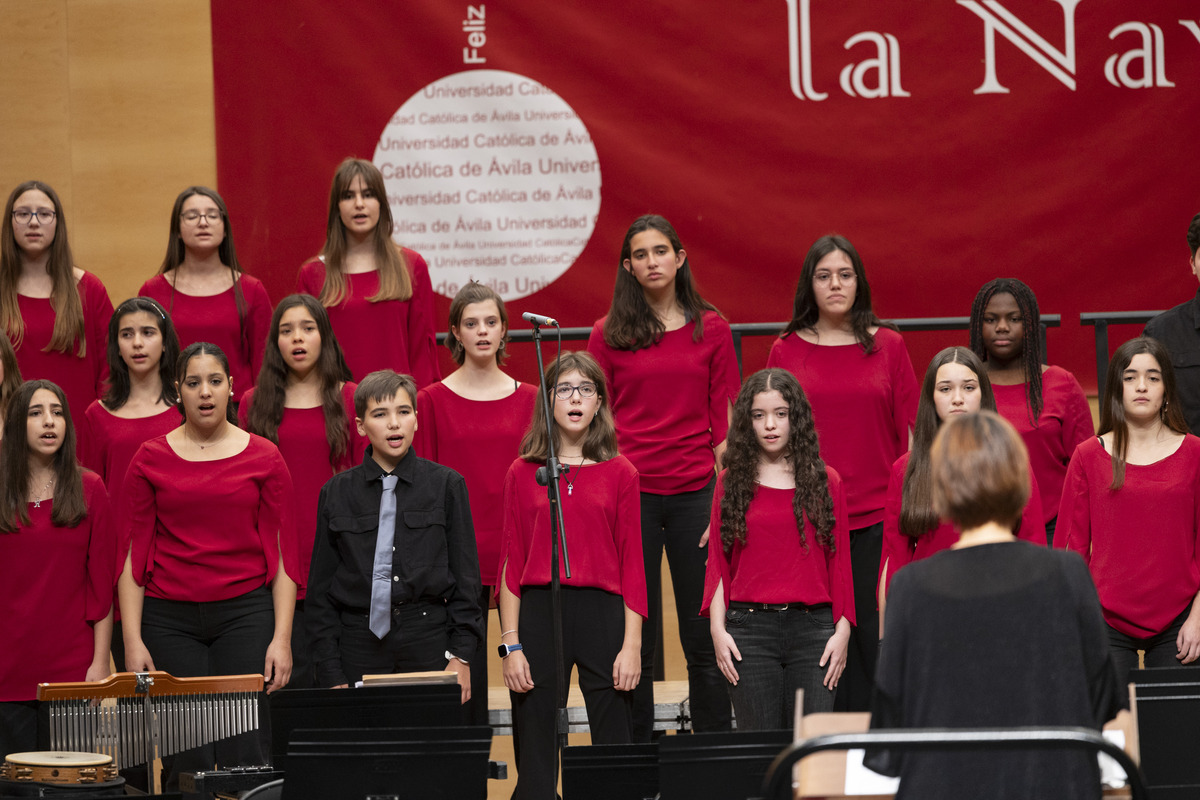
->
xmin=728 ymin=601 xmax=831 ymax=612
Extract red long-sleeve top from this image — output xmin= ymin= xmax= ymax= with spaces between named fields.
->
xmin=701 ymin=468 xmax=855 ymax=625
xmin=415 ymin=381 xmax=537 ymax=585
xmin=767 ymin=329 xmax=918 ymax=528
xmin=500 ymin=456 xmax=647 ymax=617
xmin=1060 ymin=435 xmax=1200 ymax=638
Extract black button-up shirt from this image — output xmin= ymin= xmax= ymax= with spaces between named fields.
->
xmin=307 ymin=448 xmax=483 ymax=686
xmin=1145 ymin=290 xmax=1200 ymax=434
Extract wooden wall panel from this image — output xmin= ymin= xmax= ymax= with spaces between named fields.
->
xmin=0 ymin=0 xmax=215 ymax=304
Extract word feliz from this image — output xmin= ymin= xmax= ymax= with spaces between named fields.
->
xmin=786 ymin=0 xmax=1200 ymax=99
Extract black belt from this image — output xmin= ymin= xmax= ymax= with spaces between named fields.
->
xmin=728 ymin=601 xmax=831 ymax=612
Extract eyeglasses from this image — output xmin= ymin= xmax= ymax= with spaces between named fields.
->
xmin=12 ymin=209 xmax=55 ymax=225
xmin=180 ymin=210 xmax=223 ymax=225
xmin=555 ymin=382 xmax=597 ymax=400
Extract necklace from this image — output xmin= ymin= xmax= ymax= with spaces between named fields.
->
xmin=31 ymin=475 xmax=55 ymax=508
xmin=563 ymin=456 xmax=586 ymax=496
xmin=185 ymin=424 xmax=229 ymax=450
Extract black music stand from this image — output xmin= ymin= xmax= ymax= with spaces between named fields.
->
xmin=561 ymin=742 xmax=658 ymax=800
xmin=657 ymin=729 xmax=792 ymax=800
xmin=1131 ymin=666 xmax=1200 ymax=799
xmin=279 ymin=726 xmax=493 ymax=800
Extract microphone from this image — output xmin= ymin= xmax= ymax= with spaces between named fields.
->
xmin=522 ymin=312 xmax=559 ymax=327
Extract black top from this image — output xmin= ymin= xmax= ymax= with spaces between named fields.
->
xmin=867 ymin=542 xmax=1121 ymax=800
xmin=307 ymin=448 xmax=483 ymax=687
xmin=1145 ymin=291 xmax=1200 ymax=435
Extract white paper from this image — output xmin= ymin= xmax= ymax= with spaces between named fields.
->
xmin=844 ymin=748 xmax=902 ymax=795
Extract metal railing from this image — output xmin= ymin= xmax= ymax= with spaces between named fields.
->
xmin=1080 ymin=311 xmax=1161 ymax=386
xmin=761 ymin=726 xmax=1147 ymax=800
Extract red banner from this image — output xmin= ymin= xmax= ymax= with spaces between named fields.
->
xmin=212 ymin=1 xmax=1200 ymax=391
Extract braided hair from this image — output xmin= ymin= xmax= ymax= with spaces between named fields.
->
xmin=969 ymin=278 xmax=1044 ymax=424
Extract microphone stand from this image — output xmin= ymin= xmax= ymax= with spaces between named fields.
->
xmin=528 ymin=320 xmax=573 ymax=766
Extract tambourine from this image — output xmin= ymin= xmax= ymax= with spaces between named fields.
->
xmin=1 ymin=752 xmax=117 ymax=784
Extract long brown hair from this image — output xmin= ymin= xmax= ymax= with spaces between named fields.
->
xmin=719 ymin=368 xmax=835 ymax=554
xmin=1 ymin=181 xmax=87 ymax=356
xmin=157 ymin=186 xmax=253 ymax=369
xmin=0 ymin=333 xmax=22 ymax=417
xmin=602 ymin=215 xmax=721 ymax=351
xmin=317 ymin=158 xmax=412 ymax=307
xmin=447 ymin=281 xmax=510 ymax=366
xmin=780 ymin=234 xmax=893 ymax=354
xmin=1099 ymin=336 xmax=1189 ymax=490
xmin=519 ymin=352 xmax=617 ymax=463
xmin=900 ymin=347 xmax=996 ymax=538
xmin=0 ymin=380 xmax=88 ymax=532
xmin=247 ymin=294 xmax=353 ymax=466
xmin=102 ymin=297 xmax=181 ymax=410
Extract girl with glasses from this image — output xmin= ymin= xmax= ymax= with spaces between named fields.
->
xmin=140 ymin=186 xmax=273 ymax=406
xmin=498 ymin=351 xmax=646 ymax=800
xmin=1 ymin=181 xmax=114 ymax=449
xmin=587 ymin=214 xmax=740 ymax=738
xmin=297 ymin=158 xmax=439 ymax=387
xmin=415 ymin=281 xmax=536 ymax=723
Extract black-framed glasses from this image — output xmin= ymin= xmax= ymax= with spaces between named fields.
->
xmin=12 ymin=209 xmax=55 ymax=225
xmin=555 ymin=382 xmax=597 ymax=400
xmin=180 ymin=210 xmax=222 ymax=225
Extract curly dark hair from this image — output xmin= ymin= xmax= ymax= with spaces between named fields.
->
xmin=969 ymin=278 xmax=1044 ymax=424
xmin=719 ymin=368 xmax=835 ymax=554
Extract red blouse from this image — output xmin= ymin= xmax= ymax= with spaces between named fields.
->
xmin=415 ymin=381 xmax=537 ymax=585
xmin=296 ymin=250 xmax=439 ymax=387
xmin=1060 ymin=435 xmax=1200 ymax=638
xmin=701 ymin=469 xmax=855 ymax=625
xmin=139 ymin=273 xmax=273 ymax=403
xmin=500 ymin=456 xmax=647 ymax=617
xmin=121 ymin=433 xmax=296 ymax=602
xmin=238 ymin=382 xmax=365 ymax=597
xmin=880 ymin=450 xmax=1047 ymax=596
xmin=587 ymin=311 xmax=740 ymax=495
xmin=767 ymin=329 xmax=918 ymax=528
xmin=13 ymin=271 xmax=113 ymax=439
xmin=992 ymin=366 xmax=1094 ymax=525
xmin=0 ymin=472 xmax=114 ymax=701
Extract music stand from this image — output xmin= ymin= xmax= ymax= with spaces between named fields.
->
xmin=1131 ymin=666 xmax=1200 ymax=798
xmin=657 ymin=729 xmax=793 ymax=800
xmin=561 ymin=742 xmax=658 ymax=800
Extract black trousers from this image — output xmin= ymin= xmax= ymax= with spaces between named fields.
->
xmin=510 ymin=586 xmax=633 ymax=800
xmin=336 ymin=599 xmax=451 ymax=685
xmin=141 ymin=587 xmax=274 ymax=789
xmin=834 ymin=522 xmax=882 ymax=712
xmin=0 ymin=700 xmax=38 ymax=756
xmin=632 ymin=479 xmax=731 ymax=740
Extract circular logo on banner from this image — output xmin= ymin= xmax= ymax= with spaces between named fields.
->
xmin=375 ymin=70 xmax=602 ymax=301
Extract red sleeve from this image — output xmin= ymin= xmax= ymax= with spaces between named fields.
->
xmin=586 ymin=320 xmax=615 ymax=390
xmin=82 ymin=272 xmax=113 ymax=399
xmin=296 ymin=260 xmax=324 ymax=297
xmin=701 ymin=472 xmax=732 ymax=616
xmin=84 ymin=473 xmax=116 ymax=623
xmin=403 ymin=250 xmax=440 ymax=388
xmin=889 ymin=334 xmax=919 ymax=453
xmin=122 ymin=443 xmax=159 ymax=587
xmin=765 ymin=336 xmax=784 ymax=368
xmin=79 ymin=401 xmax=102 ymax=479
xmin=500 ymin=461 xmax=527 ymax=599
xmin=880 ymin=456 xmax=912 ymax=597
xmin=1059 ymin=444 xmax=1093 ymax=564
xmin=1017 ymin=466 xmax=1047 ymax=546
xmin=707 ymin=316 xmax=739 ymax=446
xmin=414 ymin=385 xmax=438 ymax=462
xmin=615 ymin=461 xmax=647 ymax=617
xmin=828 ymin=468 xmax=856 ymax=626
xmin=1059 ymin=370 xmax=1095 ymax=461
xmin=259 ymin=443 xmax=297 ymax=585
xmin=243 ymin=278 xmax=274 ymax=390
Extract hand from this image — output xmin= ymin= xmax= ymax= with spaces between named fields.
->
xmin=612 ymin=644 xmax=641 ymax=691
xmin=264 ymin=637 xmax=292 ymax=694
xmin=712 ymin=628 xmax=741 ymax=685
xmin=447 ymin=658 xmax=471 ymax=704
xmin=820 ymin=618 xmax=852 ymax=689
xmin=331 ymin=684 xmax=349 ymax=689
xmin=1177 ymin=610 xmax=1200 ymax=664
xmin=85 ymin=661 xmax=112 ymax=683
xmin=503 ymin=650 xmax=535 ymax=693
xmin=699 ymin=524 xmax=711 ymax=548
xmin=123 ymin=641 xmax=155 ymax=672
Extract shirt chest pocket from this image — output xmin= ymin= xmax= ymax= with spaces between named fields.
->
xmin=401 ymin=508 xmax=448 ymax=566
xmin=329 ymin=513 xmax=380 ymax=537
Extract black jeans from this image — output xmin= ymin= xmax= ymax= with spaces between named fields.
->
xmin=632 ymin=478 xmax=731 ymax=740
xmin=141 ymin=586 xmax=275 ymax=789
xmin=336 ymin=599 xmax=451 ymax=685
xmin=1107 ymin=605 xmax=1199 ymax=686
